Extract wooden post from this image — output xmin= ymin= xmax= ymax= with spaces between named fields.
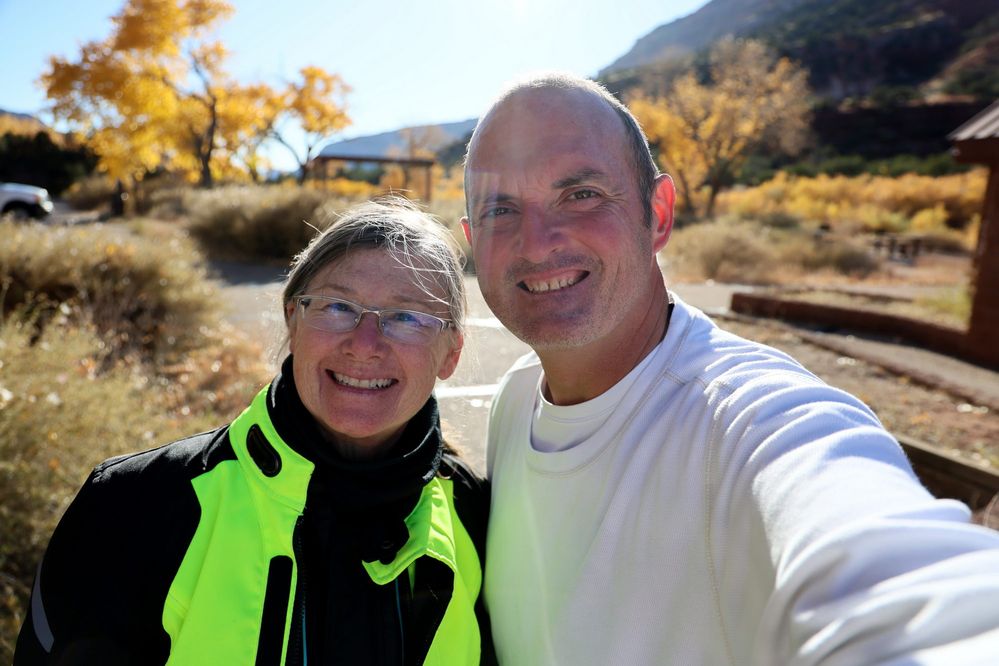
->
xmin=968 ymin=166 xmax=999 ymax=352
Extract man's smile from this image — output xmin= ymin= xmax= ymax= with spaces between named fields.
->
xmin=518 ymin=270 xmax=589 ymax=294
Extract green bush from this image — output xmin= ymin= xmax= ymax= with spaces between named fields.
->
xmin=0 ymin=131 xmax=97 ymax=196
xmin=0 ymin=220 xmax=217 ymax=364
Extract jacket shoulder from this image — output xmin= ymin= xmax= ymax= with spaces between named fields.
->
xmin=92 ymin=425 xmax=236 ymax=487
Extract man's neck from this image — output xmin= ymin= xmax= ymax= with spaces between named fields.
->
xmin=538 ymin=282 xmax=671 ymax=406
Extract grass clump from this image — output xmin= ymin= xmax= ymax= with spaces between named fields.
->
xmin=914 ymin=286 xmax=972 ymax=326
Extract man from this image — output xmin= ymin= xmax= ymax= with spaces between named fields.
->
xmin=461 ymin=73 xmax=999 ymax=665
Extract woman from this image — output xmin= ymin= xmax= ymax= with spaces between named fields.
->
xmin=15 ymin=200 xmax=491 ymax=665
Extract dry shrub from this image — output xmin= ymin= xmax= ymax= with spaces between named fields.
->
xmin=664 ymin=221 xmax=779 ymax=283
xmin=62 ymin=175 xmax=116 ymax=211
xmin=779 ymin=236 xmax=880 ymax=277
xmin=664 ymin=221 xmax=882 ymax=283
xmin=185 ymin=185 xmax=338 ymax=262
xmin=0 ymin=221 xmax=216 ymax=364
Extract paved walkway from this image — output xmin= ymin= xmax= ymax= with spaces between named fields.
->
xmin=699 ymin=282 xmax=999 ymax=413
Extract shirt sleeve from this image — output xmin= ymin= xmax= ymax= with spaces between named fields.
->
xmin=714 ymin=370 xmax=999 ymax=665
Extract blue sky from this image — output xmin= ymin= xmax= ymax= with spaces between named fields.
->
xmin=0 ymin=0 xmax=706 ymax=170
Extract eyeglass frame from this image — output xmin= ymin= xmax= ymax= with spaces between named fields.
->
xmin=292 ymin=294 xmax=455 ymax=344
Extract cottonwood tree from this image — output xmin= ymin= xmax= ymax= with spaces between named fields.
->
xmin=630 ymin=38 xmax=811 ymax=218
xmin=41 ymin=0 xmax=349 ymax=188
xmin=266 ymin=67 xmax=351 ymax=184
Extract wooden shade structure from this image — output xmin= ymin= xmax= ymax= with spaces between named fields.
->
xmin=949 ymin=100 xmax=999 ymax=364
xmin=310 ymin=153 xmax=435 ymax=201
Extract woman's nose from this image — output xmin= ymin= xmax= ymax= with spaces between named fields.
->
xmin=341 ymin=311 xmax=386 ymax=356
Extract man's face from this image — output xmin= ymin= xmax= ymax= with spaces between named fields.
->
xmin=462 ymin=88 xmax=671 ymax=352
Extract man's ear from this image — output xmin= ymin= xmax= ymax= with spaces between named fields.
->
xmin=460 ymin=216 xmax=472 ymax=245
xmin=650 ymin=174 xmax=676 ymax=254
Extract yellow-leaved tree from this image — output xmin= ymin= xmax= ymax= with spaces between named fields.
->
xmin=41 ymin=0 xmax=349 ymax=189
xmin=630 ymin=38 xmax=812 ymax=218
xmin=42 ymin=0 xmax=236 ymax=187
xmin=268 ymin=67 xmax=352 ymax=184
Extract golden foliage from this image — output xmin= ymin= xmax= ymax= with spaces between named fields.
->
xmin=269 ymin=67 xmax=352 ymax=183
xmin=718 ymin=170 xmax=986 ymax=239
xmin=39 ymin=0 xmax=348 ymax=188
xmin=630 ymin=38 xmax=811 ymax=218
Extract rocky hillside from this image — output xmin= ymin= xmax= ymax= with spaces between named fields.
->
xmin=603 ymin=0 xmax=999 ymax=103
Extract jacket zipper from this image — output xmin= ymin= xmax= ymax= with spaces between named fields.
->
xmin=395 ymin=577 xmax=405 ymax=665
xmin=287 ymin=514 xmax=307 ymax=665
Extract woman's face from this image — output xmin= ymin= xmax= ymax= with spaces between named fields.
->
xmin=286 ymin=248 xmax=463 ymax=460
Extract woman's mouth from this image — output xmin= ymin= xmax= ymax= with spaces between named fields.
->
xmin=329 ymin=371 xmax=396 ymax=390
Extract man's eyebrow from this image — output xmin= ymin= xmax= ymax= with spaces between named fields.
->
xmin=472 ymin=192 xmax=514 ymax=207
xmin=553 ymin=168 xmax=607 ymax=189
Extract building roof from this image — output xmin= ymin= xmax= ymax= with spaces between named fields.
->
xmin=949 ymin=100 xmax=999 ymax=142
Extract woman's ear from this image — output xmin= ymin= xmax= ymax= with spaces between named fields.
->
xmin=285 ymin=301 xmax=299 ymax=354
xmin=437 ymin=330 xmax=464 ymax=381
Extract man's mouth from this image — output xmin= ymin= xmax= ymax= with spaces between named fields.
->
xmin=519 ymin=271 xmax=588 ymax=293
xmin=329 ymin=371 xmax=396 ymax=390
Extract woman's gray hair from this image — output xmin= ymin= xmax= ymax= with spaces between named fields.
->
xmin=282 ymin=197 xmax=467 ymax=334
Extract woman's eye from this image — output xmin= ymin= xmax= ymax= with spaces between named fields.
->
xmin=388 ymin=311 xmax=421 ymax=325
xmin=325 ymin=301 xmax=355 ymax=314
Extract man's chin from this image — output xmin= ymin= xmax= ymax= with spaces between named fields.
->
xmin=507 ymin=322 xmax=600 ymax=352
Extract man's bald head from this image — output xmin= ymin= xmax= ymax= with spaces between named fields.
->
xmin=463 ymin=73 xmax=660 ymax=227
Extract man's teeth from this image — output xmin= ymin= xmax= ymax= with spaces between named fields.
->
xmin=524 ymin=275 xmax=580 ymax=293
xmin=332 ymin=373 xmax=393 ymax=389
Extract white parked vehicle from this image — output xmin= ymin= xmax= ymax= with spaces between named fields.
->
xmin=1 ymin=182 xmax=54 ymax=220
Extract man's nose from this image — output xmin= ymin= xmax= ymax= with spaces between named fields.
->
xmin=518 ymin=206 xmax=563 ymax=263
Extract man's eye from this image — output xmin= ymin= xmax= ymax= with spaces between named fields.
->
xmin=570 ymin=189 xmax=598 ymax=201
xmin=481 ymin=205 xmax=512 ymax=219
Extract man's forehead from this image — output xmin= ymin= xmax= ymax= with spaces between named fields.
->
xmin=476 ymin=87 xmax=618 ymax=142
xmin=468 ymin=92 xmax=625 ymax=172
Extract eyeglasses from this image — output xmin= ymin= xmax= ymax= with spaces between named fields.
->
xmin=294 ymin=295 xmax=454 ymax=345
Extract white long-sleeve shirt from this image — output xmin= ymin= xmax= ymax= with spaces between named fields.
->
xmin=484 ymin=296 xmax=999 ymax=665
